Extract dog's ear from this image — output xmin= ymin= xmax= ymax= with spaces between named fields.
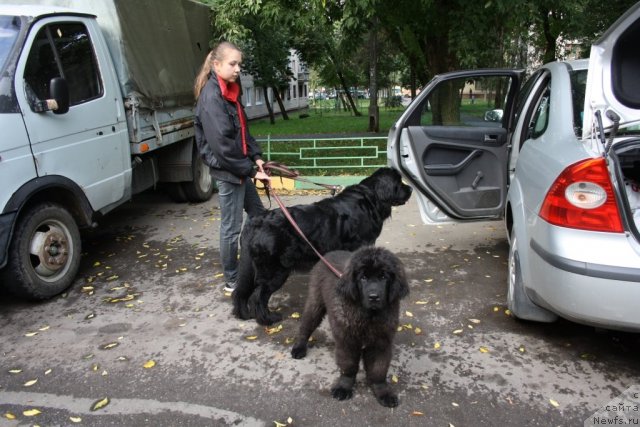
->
xmin=387 ymin=253 xmax=409 ymax=303
xmin=335 ymin=253 xmax=363 ymax=302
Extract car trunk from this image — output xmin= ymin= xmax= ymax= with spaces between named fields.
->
xmin=612 ymin=138 xmax=640 ymax=236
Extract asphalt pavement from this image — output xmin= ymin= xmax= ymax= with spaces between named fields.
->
xmin=1 ymin=188 xmax=640 ymax=426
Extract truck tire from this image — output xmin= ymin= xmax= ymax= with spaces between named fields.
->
xmin=2 ymin=202 xmax=81 ymax=300
xmin=182 ymin=148 xmax=215 ymax=202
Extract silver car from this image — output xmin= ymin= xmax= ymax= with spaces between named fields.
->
xmin=387 ymin=3 xmax=640 ymax=331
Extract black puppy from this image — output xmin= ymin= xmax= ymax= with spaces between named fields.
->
xmin=291 ymin=246 xmax=409 ymax=407
xmin=232 ymin=167 xmax=412 ymax=325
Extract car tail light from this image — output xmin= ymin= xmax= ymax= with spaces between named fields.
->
xmin=539 ymin=157 xmax=623 ymax=232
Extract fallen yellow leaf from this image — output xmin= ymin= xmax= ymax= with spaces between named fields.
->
xmin=44 ymin=368 xmax=52 ymax=375
xmin=245 ymin=335 xmax=258 ymax=341
xmin=415 ymin=327 xmax=423 ymax=335
xmin=549 ymin=399 xmax=560 ymax=408
xmin=405 ymin=311 xmax=414 ymax=317
xmin=453 ymin=329 xmax=463 ymax=335
xmin=265 ymin=324 xmax=283 ymax=335
xmin=411 ymin=411 xmax=424 ymax=416
xmin=214 ymin=273 xmax=224 ymax=278
xmin=415 ymin=300 xmax=428 ymax=305
xmin=4 ymin=412 xmax=16 ymax=420
xmin=23 ymin=408 xmax=41 ymax=416
xmin=274 ymin=422 xmax=286 ymax=427
xmin=70 ymin=416 xmax=82 ymax=423
xmin=24 ymin=331 xmax=38 ymax=337
xmin=290 ymin=312 xmax=301 ymax=319
xmin=391 ymin=375 xmax=399 ymax=383
xmin=479 ymin=346 xmax=490 ymax=353
xmin=101 ymin=342 xmax=119 ymax=350
xmin=143 ymin=360 xmax=156 ymax=369
xmin=434 ymin=342 xmax=441 ymax=350
xmin=38 ymin=325 xmax=50 ymax=331
xmin=8 ymin=369 xmax=22 ymax=374
xmin=91 ymin=397 xmax=110 ymax=411
xmin=24 ymin=379 xmax=38 ymax=387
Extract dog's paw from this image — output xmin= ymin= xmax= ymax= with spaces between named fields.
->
xmin=232 ymin=304 xmax=253 ymax=320
xmin=291 ymin=343 xmax=307 ymax=359
xmin=376 ymin=392 xmax=399 ymax=408
xmin=330 ymin=386 xmax=353 ymax=401
xmin=257 ymin=311 xmax=283 ymax=326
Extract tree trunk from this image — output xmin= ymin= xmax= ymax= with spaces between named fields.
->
xmin=263 ymin=87 xmax=275 ymax=125
xmin=272 ymin=86 xmax=289 ymax=120
xmin=540 ymin=6 xmax=557 ymax=63
xmin=368 ymin=17 xmax=379 ymax=133
xmin=337 ymin=70 xmax=361 ymax=116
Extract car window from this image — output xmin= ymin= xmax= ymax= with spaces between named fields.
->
xmin=24 ymin=22 xmax=102 ymax=110
xmin=419 ymin=75 xmax=513 ymax=128
xmin=530 ymin=86 xmax=550 ymax=138
xmin=570 ymin=69 xmax=587 ymax=137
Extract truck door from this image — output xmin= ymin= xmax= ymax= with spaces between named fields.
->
xmin=14 ymin=17 xmax=130 ymax=211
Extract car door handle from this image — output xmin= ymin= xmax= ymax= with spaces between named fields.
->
xmin=484 ymin=134 xmax=499 ymax=145
xmin=424 ymin=149 xmax=482 ymax=176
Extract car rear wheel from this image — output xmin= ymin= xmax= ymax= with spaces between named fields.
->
xmin=507 ymin=233 xmax=557 ymax=322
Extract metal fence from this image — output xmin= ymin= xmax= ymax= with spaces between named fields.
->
xmin=257 ymin=135 xmax=388 ymax=176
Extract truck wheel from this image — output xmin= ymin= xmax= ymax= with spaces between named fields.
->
xmin=2 ymin=203 xmax=81 ymax=300
xmin=182 ymin=149 xmax=215 ymax=202
xmin=507 ymin=233 xmax=557 ymax=323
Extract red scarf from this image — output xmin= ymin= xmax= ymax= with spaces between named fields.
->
xmin=217 ymin=75 xmax=248 ymax=156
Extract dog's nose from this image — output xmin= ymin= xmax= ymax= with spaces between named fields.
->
xmin=369 ymin=293 xmax=380 ymax=302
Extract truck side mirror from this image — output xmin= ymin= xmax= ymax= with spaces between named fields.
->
xmin=49 ymin=77 xmax=69 ymax=114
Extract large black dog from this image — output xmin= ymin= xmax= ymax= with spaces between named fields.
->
xmin=291 ymin=247 xmax=409 ymax=407
xmin=232 ymin=167 xmax=412 ymax=325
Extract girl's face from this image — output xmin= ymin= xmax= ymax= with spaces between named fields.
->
xmin=213 ymin=48 xmax=242 ymax=83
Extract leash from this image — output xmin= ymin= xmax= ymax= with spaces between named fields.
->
xmin=259 ymin=162 xmax=343 ymax=278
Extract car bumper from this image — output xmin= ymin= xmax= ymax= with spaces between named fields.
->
xmin=526 ymin=222 xmax=640 ymax=331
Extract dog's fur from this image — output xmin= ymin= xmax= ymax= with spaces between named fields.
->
xmin=232 ymin=167 xmax=412 ymax=325
xmin=291 ymin=247 xmax=409 ymax=407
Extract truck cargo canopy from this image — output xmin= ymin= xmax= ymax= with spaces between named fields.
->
xmin=3 ymin=0 xmax=211 ymax=109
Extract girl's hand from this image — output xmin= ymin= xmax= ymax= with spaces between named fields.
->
xmin=255 ymin=171 xmax=270 ymax=181
xmin=256 ymin=159 xmax=266 ymax=173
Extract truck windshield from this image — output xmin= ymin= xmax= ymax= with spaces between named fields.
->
xmin=0 ymin=15 xmax=20 ymax=72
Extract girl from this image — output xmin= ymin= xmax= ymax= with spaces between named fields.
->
xmin=194 ymin=41 xmax=270 ymax=292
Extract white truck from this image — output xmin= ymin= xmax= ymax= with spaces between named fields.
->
xmin=0 ymin=0 xmax=215 ymax=298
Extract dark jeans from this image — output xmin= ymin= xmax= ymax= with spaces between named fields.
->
xmin=216 ymin=179 xmax=266 ymax=283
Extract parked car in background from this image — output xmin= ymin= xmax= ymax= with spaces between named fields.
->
xmin=387 ymin=3 xmax=640 ymax=331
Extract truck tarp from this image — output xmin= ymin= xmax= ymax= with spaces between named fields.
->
xmin=5 ymin=0 xmax=211 ymax=109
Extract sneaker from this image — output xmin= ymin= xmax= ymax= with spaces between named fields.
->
xmin=223 ymin=282 xmax=237 ymax=292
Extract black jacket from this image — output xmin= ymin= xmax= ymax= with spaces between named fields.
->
xmin=194 ymin=73 xmax=262 ymax=184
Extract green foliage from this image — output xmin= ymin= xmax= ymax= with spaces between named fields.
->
xmin=248 ymin=107 xmax=405 ymax=137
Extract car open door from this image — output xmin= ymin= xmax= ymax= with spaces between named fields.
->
xmin=387 ymin=70 xmax=524 ymax=224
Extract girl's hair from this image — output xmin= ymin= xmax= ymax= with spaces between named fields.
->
xmin=194 ymin=41 xmax=242 ymax=100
